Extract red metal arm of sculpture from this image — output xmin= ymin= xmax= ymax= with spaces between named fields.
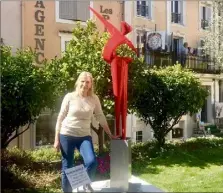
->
xmin=89 ymin=7 xmax=136 ymax=140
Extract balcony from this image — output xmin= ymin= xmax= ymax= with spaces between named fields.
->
xmin=142 ymin=51 xmax=221 ymax=74
xmin=171 ymin=12 xmax=181 ymax=24
xmin=201 ymin=19 xmax=209 ymax=30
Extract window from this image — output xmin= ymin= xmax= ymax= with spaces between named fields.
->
xmin=137 ymin=1 xmax=152 ymax=19
xmin=201 ymin=86 xmax=211 ymax=122
xmin=136 ymin=131 xmax=143 ymax=143
xmin=172 ymin=37 xmax=184 ymax=63
xmin=219 ymin=81 xmax=223 ymax=102
xmin=136 ymin=30 xmax=158 ymax=65
xmin=59 ymin=33 xmax=72 ymax=52
xmin=56 ymin=1 xmax=90 ymax=24
xmin=36 ymin=114 xmax=57 ymax=146
xmin=171 ymin=1 xmax=182 ymax=24
xmin=136 ymin=30 xmax=146 ymax=56
xmin=199 ymin=39 xmax=211 ymax=58
xmin=200 ymin=39 xmax=205 ymax=55
xmin=200 ymin=6 xmax=211 ymax=29
xmin=65 ymin=41 xmax=70 ymax=51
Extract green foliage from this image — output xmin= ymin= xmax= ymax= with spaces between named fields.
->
xmin=204 ymin=124 xmax=221 ymax=134
xmin=131 ymin=65 xmax=208 ymax=147
xmin=1 ymin=147 xmax=61 ymax=191
xmin=2 ymin=138 xmax=223 ymax=192
xmin=131 ymin=137 xmax=223 ymax=163
xmin=213 ymin=132 xmax=223 ymax=137
xmin=1 ymin=46 xmax=57 ymax=148
xmin=177 ymin=136 xmax=223 ymax=149
xmin=30 ymin=147 xmax=61 ymax=162
xmin=202 ymin=0 xmax=223 ymax=68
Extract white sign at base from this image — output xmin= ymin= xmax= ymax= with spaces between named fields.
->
xmin=65 ymin=164 xmax=91 ymax=190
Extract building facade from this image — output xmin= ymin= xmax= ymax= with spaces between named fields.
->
xmin=7 ymin=0 xmax=123 ymax=149
xmin=124 ymin=1 xmax=223 ymax=142
xmin=4 ymin=1 xmax=223 ymax=148
xmin=0 ymin=1 xmax=22 ymax=52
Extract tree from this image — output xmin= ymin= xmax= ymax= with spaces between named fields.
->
xmin=202 ymin=0 xmax=223 ymax=68
xmin=45 ymin=21 xmax=144 ymax=153
xmin=1 ymin=46 xmax=57 ymax=148
xmin=131 ymin=65 xmax=208 ymax=147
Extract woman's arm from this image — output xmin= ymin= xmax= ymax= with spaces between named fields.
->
xmin=93 ymin=95 xmax=113 ymax=138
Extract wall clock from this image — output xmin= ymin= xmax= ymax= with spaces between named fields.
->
xmin=147 ymin=32 xmax=162 ymax=50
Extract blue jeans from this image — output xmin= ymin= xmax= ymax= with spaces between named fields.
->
xmin=59 ymin=134 xmax=97 ymax=193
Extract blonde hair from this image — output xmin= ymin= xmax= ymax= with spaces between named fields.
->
xmin=74 ymin=71 xmax=95 ymax=96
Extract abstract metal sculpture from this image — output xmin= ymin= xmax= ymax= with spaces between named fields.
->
xmin=89 ymin=7 xmax=136 ymax=139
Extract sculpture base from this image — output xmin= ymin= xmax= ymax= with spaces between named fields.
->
xmin=72 ymin=175 xmax=164 ymax=192
xmin=110 ymin=138 xmax=131 ymax=191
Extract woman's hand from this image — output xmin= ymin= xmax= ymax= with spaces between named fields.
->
xmin=54 ymin=140 xmax=60 ymax=152
xmin=109 ymin=134 xmax=121 ymax=140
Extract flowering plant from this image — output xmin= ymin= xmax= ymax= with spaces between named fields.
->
xmin=96 ymin=153 xmax=110 ymax=179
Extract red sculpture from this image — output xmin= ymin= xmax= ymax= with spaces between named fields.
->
xmin=89 ymin=7 xmax=136 ymax=140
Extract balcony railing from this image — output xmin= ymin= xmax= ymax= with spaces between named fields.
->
xmin=171 ymin=12 xmax=181 ymax=24
xmin=201 ymin=19 xmax=209 ymax=29
xmin=141 ymin=51 xmax=221 ymax=74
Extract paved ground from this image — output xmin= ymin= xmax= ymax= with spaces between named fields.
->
xmin=74 ymin=175 xmax=164 ymax=192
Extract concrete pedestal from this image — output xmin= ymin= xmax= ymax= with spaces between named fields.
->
xmin=110 ymin=138 xmax=131 ymax=191
xmin=73 ymin=175 xmax=164 ymax=192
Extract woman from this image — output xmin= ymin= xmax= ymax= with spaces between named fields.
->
xmin=54 ymin=71 xmax=117 ymax=193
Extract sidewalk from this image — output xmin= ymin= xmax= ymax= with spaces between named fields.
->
xmin=74 ymin=175 xmax=165 ymax=192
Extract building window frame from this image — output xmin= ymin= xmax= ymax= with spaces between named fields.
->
xmin=59 ymin=32 xmax=73 ymax=52
xmin=55 ymin=1 xmax=91 ymax=25
xmin=200 ymin=6 xmax=212 ymax=30
xmin=35 ymin=110 xmax=57 ymax=148
xmin=55 ymin=1 xmax=75 ymax=24
xmin=199 ymin=1 xmax=212 ymax=31
xmin=171 ymin=0 xmax=185 ymax=25
xmin=136 ymin=131 xmax=143 ymax=143
xmin=136 ymin=1 xmax=152 ymax=19
xmin=136 ymin=30 xmax=146 ymax=56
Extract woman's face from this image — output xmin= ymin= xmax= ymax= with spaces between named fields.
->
xmin=78 ymin=75 xmax=92 ymax=94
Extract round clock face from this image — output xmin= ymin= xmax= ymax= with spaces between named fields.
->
xmin=147 ymin=33 xmax=162 ymax=50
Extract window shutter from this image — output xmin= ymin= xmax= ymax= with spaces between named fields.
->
xmin=198 ymin=39 xmax=205 ymax=56
xmin=150 ymin=0 xmax=154 ymax=20
xmin=59 ymin=1 xmax=77 ymax=20
xmin=199 ymin=6 xmax=203 ymax=29
xmin=76 ymin=1 xmax=90 ymax=21
xmin=203 ymin=7 xmax=206 ymax=19
xmin=175 ymin=1 xmax=178 ymax=13
xmin=207 ymin=7 xmax=212 ymax=25
xmin=182 ymin=0 xmax=186 ymax=25
xmin=137 ymin=1 xmax=140 ymax=16
xmin=147 ymin=0 xmax=152 ymax=19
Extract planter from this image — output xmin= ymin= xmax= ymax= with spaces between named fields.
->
xmin=110 ymin=138 xmax=131 ymax=191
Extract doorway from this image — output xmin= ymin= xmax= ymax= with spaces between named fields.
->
xmin=172 ymin=37 xmax=183 ymax=64
xmin=201 ymin=86 xmax=212 ymax=123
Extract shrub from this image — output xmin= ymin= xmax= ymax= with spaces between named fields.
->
xmin=131 ymin=137 xmax=223 ymax=163
xmin=30 ymin=147 xmax=61 ymax=162
xmin=177 ymin=137 xmax=223 ymax=150
xmin=204 ymin=124 xmax=221 ymax=134
xmin=132 ymin=65 xmax=208 ymax=147
xmin=213 ymin=132 xmax=223 ymax=137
